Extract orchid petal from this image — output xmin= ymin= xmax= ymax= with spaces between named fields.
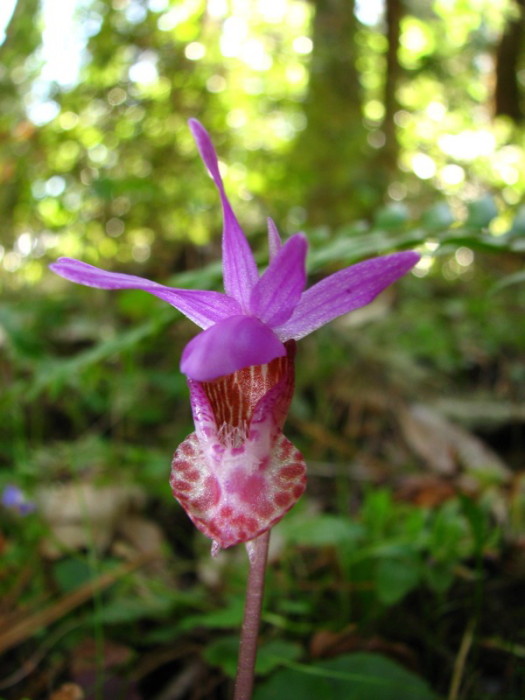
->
xmin=250 ymin=233 xmax=307 ymax=327
xmin=274 ymin=251 xmax=420 ymax=340
xmin=50 ymin=257 xmax=242 ymax=329
xmin=188 ymin=119 xmax=258 ymax=308
xmin=180 ymin=315 xmax=286 ymax=381
xmin=267 ymin=218 xmax=282 ymax=262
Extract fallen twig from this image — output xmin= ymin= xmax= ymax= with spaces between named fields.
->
xmin=0 ymin=551 xmax=156 ymax=655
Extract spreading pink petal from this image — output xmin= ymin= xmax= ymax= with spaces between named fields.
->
xmin=250 ymin=233 xmax=307 ymax=327
xmin=267 ymin=218 xmax=282 ymax=262
xmin=188 ymin=119 xmax=258 ymax=309
xmin=180 ymin=315 xmax=286 ymax=381
xmin=274 ymin=251 xmax=420 ymax=340
xmin=50 ymin=257 xmax=242 ymax=329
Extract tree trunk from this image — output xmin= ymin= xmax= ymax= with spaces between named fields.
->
xmin=494 ymin=0 xmax=525 ymax=122
xmin=294 ymin=0 xmax=371 ymax=226
xmin=382 ymin=0 xmax=404 ymax=172
xmin=0 ymin=0 xmax=41 ymax=62
xmin=0 ymin=0 xmax=43 ymax=250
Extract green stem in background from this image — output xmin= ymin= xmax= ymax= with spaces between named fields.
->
xmin=233 ymin=530 xmax=271 ymax=700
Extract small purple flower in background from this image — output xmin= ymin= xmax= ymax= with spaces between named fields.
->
xmin=50 ymin=120 xmax=419 ymax=552
xmin=1 ymin=484 xmax=36 ymax=515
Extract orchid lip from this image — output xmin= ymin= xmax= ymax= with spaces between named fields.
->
xmin=171 ymin=342 xmax=306 ymax=549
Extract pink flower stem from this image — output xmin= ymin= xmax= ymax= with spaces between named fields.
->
xmin=233 ymin=530 xmax=271 ymax=700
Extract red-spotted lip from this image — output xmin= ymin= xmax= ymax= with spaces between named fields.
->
xmin=170 ymin=431 xmax=306 ymax=550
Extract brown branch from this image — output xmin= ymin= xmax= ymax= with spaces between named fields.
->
xmin=0 ymin=552 xmax=156 ymax=655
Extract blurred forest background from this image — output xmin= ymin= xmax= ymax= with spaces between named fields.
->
xmin=1 ymin=0 xmax=525 ymax=698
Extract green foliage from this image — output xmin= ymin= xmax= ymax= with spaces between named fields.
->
xmin=375 ymin=555 xmax=422 ymax=605
xmin=53 ymin=557 xmax=99 ymax=593
xmin=176 ymin=596 xmax=245 ymax=633
xmin=254 ymin=653 xmax=437 ymax=700
xmin=204 ymin=636 xmax=301 ymax=678
xmin=280 ymin=513 xmax=364 ymax=548
xmin=280 ymin=490 xmax=498 ymax=607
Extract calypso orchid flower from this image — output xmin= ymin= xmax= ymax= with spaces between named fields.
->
xmin=50 ymin=120 xmax=419 ymax=553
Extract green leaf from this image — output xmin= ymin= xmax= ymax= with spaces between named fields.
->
xmin=360 ymin=489 xmax=394 ymax=538
xmin=255 ymin=639 xmax=303 ymax=675
xmin=177 ymin=596 xmax=245 ymax=632
xmin=460 ymin=495 xmax=487 ymax=555
xmin=279 ymin=514 xmax=364 ymax=547
xmin=424 ymin=560 xmax=455 ymax=593
xmin=203 ymin=636 xmax=239 ymax=677
xmin=509 ymin=205 xmax=525 ymax=234
xmin=20 ymin=309 xmax=172 ymax=402
xmin=490 ymin=269 xmax=525 ymax=295
xmin=466 ymin=196 xmax=498 ymax=228
xmin=254 ymin=652 xmax=437 ymax=699
xmin=374 ymin=203 xmax=410 ymax=230
xmin=95 ymin=593 xmax=176 ymax=624
xmin=255 ymin=666 xmax=332 ymax=698
xmin=374 ymin=555 xmax=421 ymax=605
xmin=203 ymin=637 xmax=302 ymax=678
xmin=53 ymin=558 xmax=95 ymax=593
xmin=422 ymin=202 xmax=455 ymax=231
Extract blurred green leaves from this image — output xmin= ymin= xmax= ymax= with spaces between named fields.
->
xmin=204 ymin=637 xmax=302 ymax=678
xmin=254 ymin=652 xmax=438 ymax=700
xmin=279 ymin=490 xmax=500 ymax=606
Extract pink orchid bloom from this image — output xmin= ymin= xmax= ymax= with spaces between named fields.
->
xmin=50 ymin=120 xmax=419 ymax=551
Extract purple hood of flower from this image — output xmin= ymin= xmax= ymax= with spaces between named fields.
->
xmin=50 ymin=120 xmax=419 ymax=382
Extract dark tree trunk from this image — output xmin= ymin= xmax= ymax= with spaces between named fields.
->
xmin=0 ymin=0 xmax=41 ymax=62
xmin=382 ymin=0 xmax=404 ymax=172
xmin=0 ymin=0 xmax=43 ymax=249
xmin=294 ymin=0 xmax=372 ymax=226
xmin=307 ymin=0 xmax=361 ymax=115
xmin=494 ymin=0 xmax=525 ymax=122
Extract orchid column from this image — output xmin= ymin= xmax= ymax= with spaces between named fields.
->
xmin=51 ymin=120 xmax=419 ymax=699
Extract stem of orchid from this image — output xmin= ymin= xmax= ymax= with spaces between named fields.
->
xmin=233 ymin=530 xmax=271 ymax=700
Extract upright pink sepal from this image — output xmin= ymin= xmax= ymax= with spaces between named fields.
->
xmin=267 ymin=218 xmax=282 ymax=262
xmin=188 ymin=119 xmax=258 ymax=308
xmin=250 ymin=233 xmax=307 ymax=327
